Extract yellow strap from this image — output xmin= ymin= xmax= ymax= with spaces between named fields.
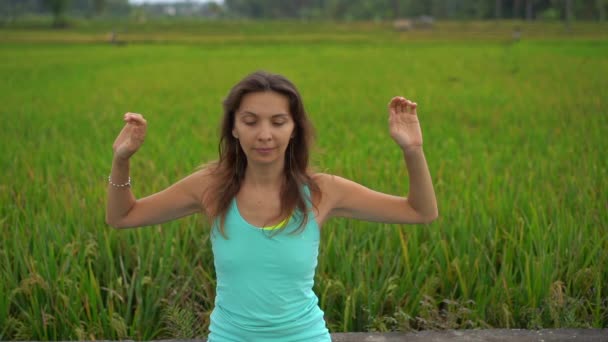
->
xmin=261 ymin=216 xmax=290 ymax=230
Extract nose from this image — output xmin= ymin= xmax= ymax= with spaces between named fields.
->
xmin=257 ymin=123 xmax=272 ymax=142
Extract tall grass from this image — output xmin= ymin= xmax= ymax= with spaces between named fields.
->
xmin=0 ymin=22 xmax=607 ymax=339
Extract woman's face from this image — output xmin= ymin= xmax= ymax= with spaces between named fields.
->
xmin=232 ymin=91 xmax=295 ymax=166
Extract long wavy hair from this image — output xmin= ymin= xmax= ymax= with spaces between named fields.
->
xmin=202 ymin=71 xmax=320 ymax=238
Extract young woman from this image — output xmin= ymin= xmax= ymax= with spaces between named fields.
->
xmin=106 ymin=71 xmax=438 ymax=341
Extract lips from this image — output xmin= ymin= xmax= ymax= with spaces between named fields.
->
xmin=254 ymin=147 xmax=276 ymax=153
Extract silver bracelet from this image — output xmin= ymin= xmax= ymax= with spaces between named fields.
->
xmin=108 ymin=175 xmax=131 ymax=188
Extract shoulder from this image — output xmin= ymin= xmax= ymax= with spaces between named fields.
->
xmin=182 ymin=166 xmax=214 ymax=187
xmin=176 ymin=166 xmax=217 ymax=208
xmin=310 ymin=172 xmax=331 ymax=194
xmin=308 ymin=172 xmax=363 ymax=224
xmin=309 ymin=172 xmax=350 ymax=205
xmin=311 ymin=171 xmax=373 ymax=203
xmin=311 ymin=172 xmax=351 ymax=192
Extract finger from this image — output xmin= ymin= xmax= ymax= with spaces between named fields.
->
xmin=124 ymin=113 xmax=147 ymax=125
xmin=403 ymin=99 xmax=412 ymax=113
xmin=127 ymin=115 xmax=146 ymax=123
xmin=403 ymin=99 xmax=416 ymax=114
xmin=388 ymin=97 xmax=400 ymax=111
xmin=124 ymin=112 xmax=145 ymax=120
xmin=124 ymin=112 xmax=138 ymax=119
xmin=399 ymin=97 xmax=407 ymax=113
xmin=124 ymin=118 xmax=142 ymax=127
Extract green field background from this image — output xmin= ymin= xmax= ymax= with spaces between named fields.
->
xmin=1 ymin=21 xmax=607 ymax=339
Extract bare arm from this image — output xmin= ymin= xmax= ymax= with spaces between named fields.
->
xmin=106 ymin=157 xmax=136 ymax=227
xmin=318 ymin=97 xmax=438 ymax=225
xmin=105 ymin=112 xmax=206 ymax=229
xmin=318 ymin=156 xmax=437 ymax=224
xmin=106 ymin=159 xmax=206 ymax=228
xmin=401 ymin=146 xmax=438 ymax=221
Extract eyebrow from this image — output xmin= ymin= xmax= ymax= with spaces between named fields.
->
xmin=240 ymin=111 xmax=289 ymax=118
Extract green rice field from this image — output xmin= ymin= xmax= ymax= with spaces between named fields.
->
xmin=1 ymin=20 xmax=607 ymax=339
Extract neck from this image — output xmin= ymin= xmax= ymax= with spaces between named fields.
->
xmin=243 ymin=160 xmax=285 ymax=189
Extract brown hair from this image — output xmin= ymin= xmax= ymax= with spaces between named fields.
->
xmin=202 ymin=71 xmax=320 ymax=238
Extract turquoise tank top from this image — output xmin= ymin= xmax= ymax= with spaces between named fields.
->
xmin=208 ymin=188 xmax=330 ymax=342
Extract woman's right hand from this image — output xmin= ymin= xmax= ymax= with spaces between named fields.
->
xmin=112 ymin=112 xmax=147 ymax=161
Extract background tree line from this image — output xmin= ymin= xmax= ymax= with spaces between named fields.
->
xmin=223 ymin=0 xmax=605 ymax=21
xmin=1 ymin=0 xmax=130 ymax=26
xmin=0 ymin=0 xmax=605 ymax=26
xmin=1 ymin=0 xmax=130 ymax=17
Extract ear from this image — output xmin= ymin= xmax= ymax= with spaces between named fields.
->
xmin=232 ymin=129 xmax=238 ymax=139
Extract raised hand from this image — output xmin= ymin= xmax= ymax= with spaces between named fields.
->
xmin=388 ymin=97 xmax=423 ymax=151
xmin=112 ymin=112 xmax=147 ymax=161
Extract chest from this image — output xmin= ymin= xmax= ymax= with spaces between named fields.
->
xmin=212 ymin=219 xmax=320 ymax=278
xmin=235 ymin=189 xmax=284 ymax=228
xmin=211 ymin=197 xmax=321 ymax=278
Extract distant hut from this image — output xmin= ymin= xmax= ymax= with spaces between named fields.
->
xmin=415 ymin=15 xmax=435 ymax=29
xmin=393 ymin=19 xmax=413 ymax=31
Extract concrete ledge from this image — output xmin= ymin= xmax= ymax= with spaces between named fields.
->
xmin=59 ymin=330 xmax=607 ymax=342
xmin=12 ymin=330 xmax=607 ymax=342
xmin=331 ymin=329 xmax=608 ymax=341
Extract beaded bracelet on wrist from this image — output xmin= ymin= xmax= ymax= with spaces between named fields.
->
xmin=108 ymin=175 xmax=131 ymax=188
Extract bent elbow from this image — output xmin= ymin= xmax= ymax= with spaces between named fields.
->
xmin=427 ymin=212 xmax=439 ymax=224
xmin=106 ymin=219 xmax=120 ymax=229
xmin=106 ymin=216 xmax=126 ymax=229
xmin=419 ymin=209 xmax=439 ymax=224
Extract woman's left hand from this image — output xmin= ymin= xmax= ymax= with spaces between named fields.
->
xmin=388 ymin=96 xmax=423 ymax=151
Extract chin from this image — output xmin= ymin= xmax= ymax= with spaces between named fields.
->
xmin=247 ymin=153 xmax=285 ymax=166
xmin=250 ymin=157 xmax=283 ymax=166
